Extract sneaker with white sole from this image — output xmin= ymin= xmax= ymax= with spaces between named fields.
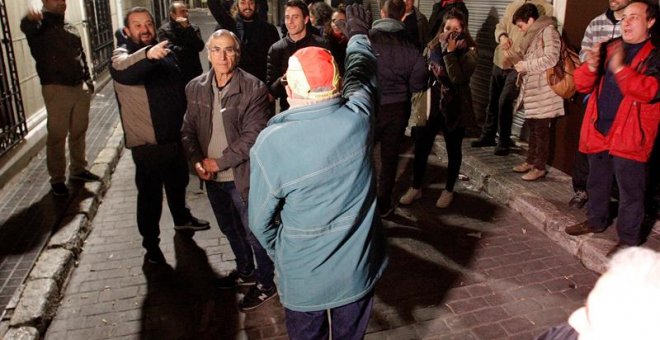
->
xmin=238 ymin=283 xmax=278 ymax=312
xmin=436 ymin=191 xmax=454 ymax=208
xmin=399 ymin=187 xmax=422 ymax=205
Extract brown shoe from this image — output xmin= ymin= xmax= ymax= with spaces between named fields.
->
xmin=565 ymin=221 xmax=604 ymax=236
xmin=606 ymin=243 xmax=632 ymax=257
xmin=513 ymin=162 xmax=534 ymax=173
xmin=522 ymin=168 xmax=547 ymax=181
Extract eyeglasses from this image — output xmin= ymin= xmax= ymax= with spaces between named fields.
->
xmin=209 ymin=46 xmax=237 ymax=56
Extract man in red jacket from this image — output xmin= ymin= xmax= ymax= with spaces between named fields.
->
xmin=565 ymin=0 xmax=660 ymax=257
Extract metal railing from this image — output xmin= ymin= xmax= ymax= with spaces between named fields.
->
xmin=0 ymin=0 xmax=27 ymax=157
xmin=84 ymin=0 xmax=114 ymax=78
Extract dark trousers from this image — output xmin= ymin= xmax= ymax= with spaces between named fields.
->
xmin=375 ymin=101 xmax=410 ymax=211
xmin=206 ymin=181 xmax=275 ymax=288
xmin=285 ymin=291 xmax=374 ymax=340
xmin=587 ymin=152 xmax=646 ymax=245
xmin=571 ymin=150 xmax=589 ymax=192
xmin=526 ymin=118 xmax=552 ymax=170
xmin=481 ymin=65 xmax=519 ymax=143
xmin=131 ymin=143 xmax=193 ymax=249
xmin=412 ymin=111 xmax=464 ymax=192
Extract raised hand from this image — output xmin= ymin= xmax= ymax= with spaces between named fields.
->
xmin=335 ymin=4 xmax=372 ymax=39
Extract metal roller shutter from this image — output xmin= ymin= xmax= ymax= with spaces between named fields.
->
xmin=416 ymin=0 xmax=552 ymax=138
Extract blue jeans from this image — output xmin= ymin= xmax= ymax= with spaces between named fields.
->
xmin=285 ymin=291 xmax=374 ymax=340
xmin=206 ymin=181 xmax=275 ymax=288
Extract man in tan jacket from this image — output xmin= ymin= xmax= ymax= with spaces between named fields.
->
xmin=471 ymin=0 xmax=554 ymax=156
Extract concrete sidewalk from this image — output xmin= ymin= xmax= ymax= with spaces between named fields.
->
xmin=0 ymin=83 xmax=124 ymax=338
xmin=432 ymin=138 xmax=660 ymax=274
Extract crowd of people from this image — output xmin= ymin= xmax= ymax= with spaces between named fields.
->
xmin=21 ymin=0 xmax=659 ymax=337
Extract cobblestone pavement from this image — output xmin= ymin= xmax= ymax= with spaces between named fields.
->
xmin=0 ymin=84 xmax=120 ymax=314
xmin=44 ymin=143 xmax=598 ymax=339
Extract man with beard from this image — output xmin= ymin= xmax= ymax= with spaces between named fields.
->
xmin=110 ymin=7 xmax=210 ymax=264
xmin=157 ymin=1 xmax=205 ymax=85
xmin=21 ymin=0 xmax=101 ymax=197
xmin=267 ymin=0 xmax=327 ymax=112
xmin=208 ymin=0 xmax=280 ymax=83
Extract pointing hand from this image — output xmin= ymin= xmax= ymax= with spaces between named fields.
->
xmin=146 ymin=40 xmax=171 ymax=60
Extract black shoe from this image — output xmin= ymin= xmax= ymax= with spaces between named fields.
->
xmin=70 ymin=170 xmax=101 ymax=182
xmin=145 ymin=247 xmax=166 ymax=264
xmin=174 ymin=216 xmax=210 ymax=231
xmin=51 ymin=182 xmax=69 ymax=196
xmin=470 ymin=136 xmax=496 ymax=148
xmin=565 ymin=221 xmax=605 ymax=236
xmin=568 ymin=190 xmax=588 ymax=209
xmin=239 ymin=284 xmax=278 ymax=312
xmin=494 ymin=144 xmax=510 ymax=156
xmin=216 ymin=270 xmax=256 ymax=289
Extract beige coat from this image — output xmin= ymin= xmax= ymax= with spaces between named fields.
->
xmin=493 ymin=0 xmax=555 ymax=69
xmin=515 ymin=16 xmax=565 ymax=120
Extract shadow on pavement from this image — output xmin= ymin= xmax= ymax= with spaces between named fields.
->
xmin=372 ymin=158 xmax=499 ymax=330
xmin=140 ymin=233 xmax=239 ymax=340
xmin=0 ymin=193 xmax=70 ymax=257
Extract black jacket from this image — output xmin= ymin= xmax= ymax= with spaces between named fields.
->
xmin=208 ymin=0 xmax=280 ymax=82
xmin=267 ymin=33 xmax=328 ymax=111
xmin=369 ymin=19 xmax=428 ymax=106
xmin=110 ymin=40 xmax=187 ymax=148
xmin=20 ymin=11 xmax=91 ymax=86
xmin=157 ymin=20 xmax=205 ymax=85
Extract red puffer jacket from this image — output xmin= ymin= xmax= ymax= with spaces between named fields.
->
xmin=576 ymin=40 xmax=660 ymax=163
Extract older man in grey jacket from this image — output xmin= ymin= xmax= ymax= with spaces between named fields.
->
xmin=181 ymin=29 xmax=275 ymax=312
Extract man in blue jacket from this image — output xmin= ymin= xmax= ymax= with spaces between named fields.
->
xmin=248 ymin=5 xmax=388 ymax=338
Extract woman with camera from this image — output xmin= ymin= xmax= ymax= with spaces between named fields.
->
xmin=399 ymin=8 xmax=476 ymax=208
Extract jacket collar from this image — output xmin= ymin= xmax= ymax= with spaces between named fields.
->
xmin=285 ymin=31 xmax=314 ymax=44
xmin=519 ymin=15 xmax=556 ymax=54
xmin=269 ymin=98 xmax=343 ymax=125
xmin=200 ymin=67 xmax=244 ymax=98
xmin=371 ymin=18 xmax=406 ymax=32
xmin=42 ymin=11 xmax=65 ymax=25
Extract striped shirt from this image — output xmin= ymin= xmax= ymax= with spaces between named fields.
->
xmin=580 ymin=10 xmax=621 ymax=62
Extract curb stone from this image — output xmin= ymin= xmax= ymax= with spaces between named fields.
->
xmin=2 ymin=327 xmax=38 ymax=340
xmin=2 ymin=124 xmax=124 ymax=339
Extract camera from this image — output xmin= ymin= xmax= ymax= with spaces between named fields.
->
xmin=451 ymin=31 xmax=466 ymax=41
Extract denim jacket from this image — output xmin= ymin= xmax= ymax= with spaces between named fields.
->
xmin=248 ymin=35 xmax=388 ymax=312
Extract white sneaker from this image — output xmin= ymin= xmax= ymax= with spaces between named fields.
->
xmin=399 ymin=188 xmax=422 ymax=205
xmin=435 ymin=191 xmax=454 ymax=208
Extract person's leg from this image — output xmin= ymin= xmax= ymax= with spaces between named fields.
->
xmin=131 ymin=146 xmax=164 ymax=249
xmin=586 ymin=152 xmax=614 ymax=231
xmin=228 ymin=183 xmax=275 ymax=289
xmin=68 ymin=84 xmax=91 ymax=175
xmin=412 ymin=112 xmax=442 ymax=189
xmin=443 ymin=126 xmax=465 ymax=192
xmin=285 ymin=308 xmax=329 ymax=340
xmin=330 ymin=291 xmax=375 ymax=340
xmin=377 ymin=102 xmax=408 ymax=212
xmin=572 ymin=150 xmax=589 ymax=193
xmin=525 ymin=119 xmax=539 ymax=166
xmin=533 ymin=118 xmax=551 ymax=170
xmin=206 ymin=181 xmax=255 ymax=275
xmin=612 ymin=156 xmax=646 ymax=246
xmin=162 ymin=144 xmax=193 ymax=225
xmin=475 ymin=65 xmax=504 ymax=143
xmin=42 ymin=84 xmax=73 ymax=184
xmin=497 ymin=69 xmax=520 ymax=146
